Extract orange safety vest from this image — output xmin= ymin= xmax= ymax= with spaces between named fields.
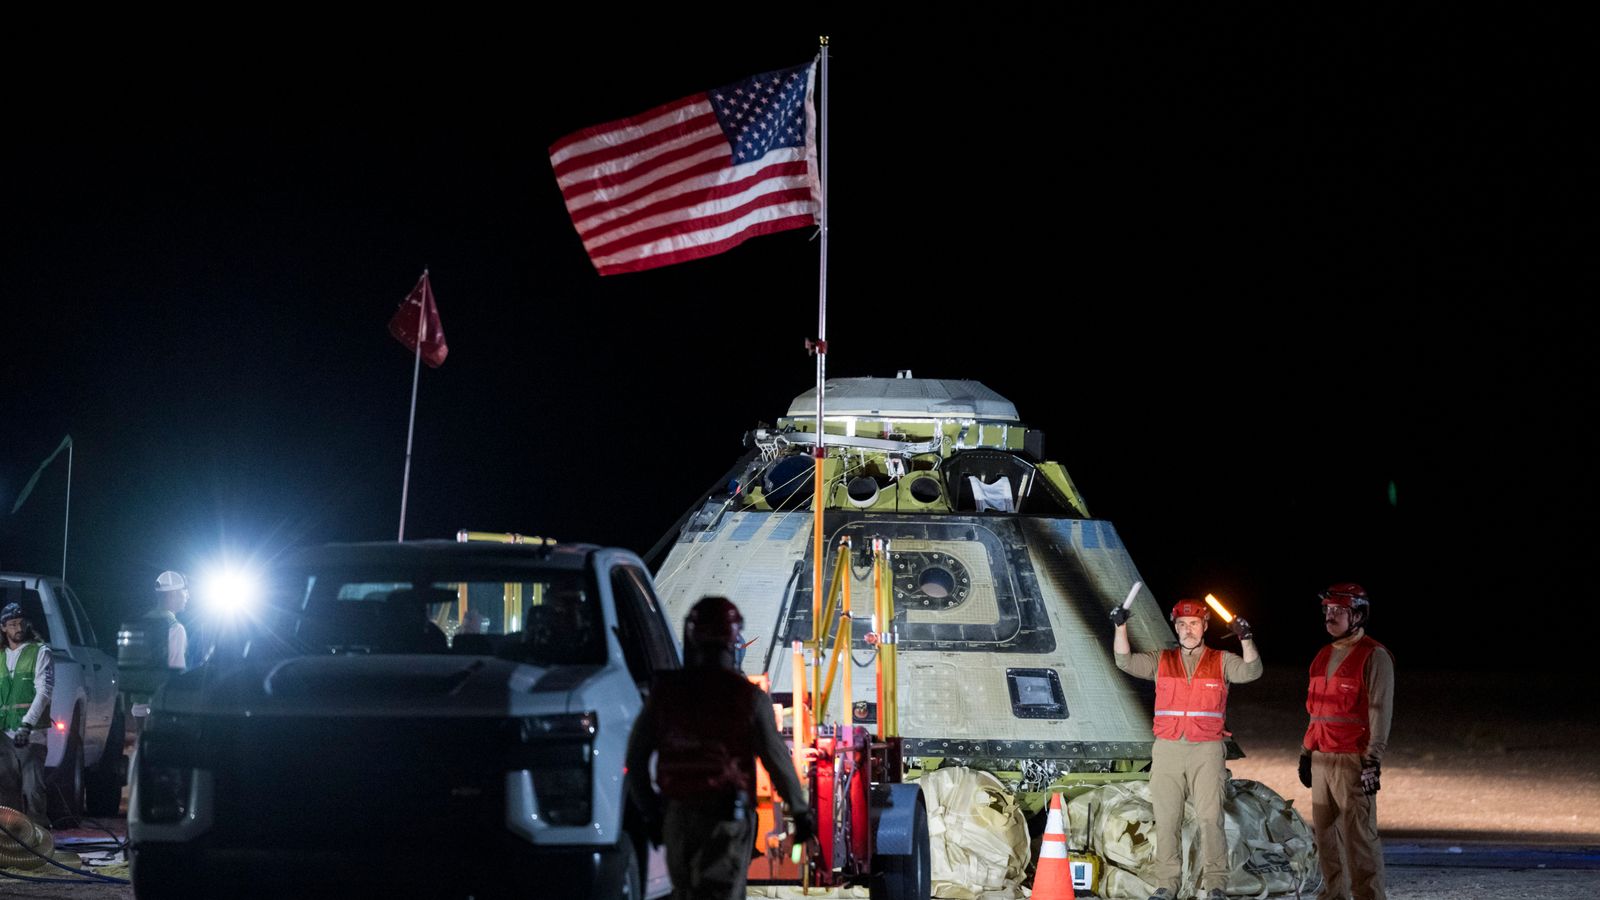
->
xmin=1303 ymin=635 xmax=1387 ymax=754
xmin=1152 ymin=647 xmax=1229 ymax=741
xmin=650 ymin=668 xmax=759 ymax=800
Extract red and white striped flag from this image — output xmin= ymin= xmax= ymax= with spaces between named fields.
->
xmin=550 ymin=61 xmax=818 ymax=276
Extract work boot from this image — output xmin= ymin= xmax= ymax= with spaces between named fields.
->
xmin=1205 ymin=890 xmax=1228 ymax=900
xmin=1146 ymin=890 xmax=1173 ymax=900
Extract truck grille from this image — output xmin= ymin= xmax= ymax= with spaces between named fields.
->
xmin=204 ymin=717 xmax=512 ymax=849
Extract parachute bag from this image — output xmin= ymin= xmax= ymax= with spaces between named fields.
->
xmin=917 ymin=766 xmax=1031 ymax=900
xmin=1067 ymin=775 xmax=1318 ymax=898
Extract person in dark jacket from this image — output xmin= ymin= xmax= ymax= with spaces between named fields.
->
xmin=626 ymin=596 xmax=815 ymax=900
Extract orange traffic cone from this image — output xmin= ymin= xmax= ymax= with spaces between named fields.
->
xmin=1034 ymin=790 xmax=1076 ymax=899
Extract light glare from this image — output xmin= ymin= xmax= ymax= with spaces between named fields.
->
xmin=200 ymin=565 xmax=262 ymax=616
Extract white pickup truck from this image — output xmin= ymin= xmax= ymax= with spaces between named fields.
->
xmin=129 ymin=538 xmax=679 ymax=899
xmin=0 ymin=573 xmax=126 ymax=821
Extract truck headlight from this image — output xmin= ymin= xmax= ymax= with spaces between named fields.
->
xmin=137 ymin=714 xmax=201 ymax=824
xmin=517 ymin=713 xmax=596 ymax=826
xmin=138 ymin=762 xmax=194 ymax=823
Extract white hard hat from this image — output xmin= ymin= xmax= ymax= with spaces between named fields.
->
xmin=155 ymin=570 xmax=188 ymax=592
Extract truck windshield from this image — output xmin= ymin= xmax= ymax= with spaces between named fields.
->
xmin=282 ymin=572 xmax=604 ymax=663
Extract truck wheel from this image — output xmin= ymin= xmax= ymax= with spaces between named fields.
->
xmin=618 ymin=832 xmax=644 ymax=900
xmin=871 ymin=794 xmax=931 ymax=900
xmin=86 ymin=705 xmax=127 ymax=816
xmin=132 ymin=847 xmax=199 ymax=900
xmin=46 ymin=725 xmax=86 ymax=828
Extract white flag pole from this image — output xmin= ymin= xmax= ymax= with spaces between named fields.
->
xmin=61 ymin=437 xmax=72 ymax=580
xmin=809 ymin=39 xmax=831 ymax=648
xmin=397 ymin=270 xmax=428 ymax=542
xmin=817 ymin=39 xmax=829 ymax=428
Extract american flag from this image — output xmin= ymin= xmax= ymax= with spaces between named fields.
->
xmin=550 ymin=61 xmax=818 ymax=276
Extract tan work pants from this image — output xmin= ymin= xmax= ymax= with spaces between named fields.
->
xmin=662 ymin=798 xmax=756 ymax=900
xmin=1149 ymin=738 xmax=1229 ymax=893
xmin=1312 ymin=751 xmax=1386 ymax=900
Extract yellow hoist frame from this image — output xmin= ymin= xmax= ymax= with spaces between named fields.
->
xmin=776 ymin=531 xmax=900 ymax=888
xmin=447 ymin=530 xmax=557 ymax=634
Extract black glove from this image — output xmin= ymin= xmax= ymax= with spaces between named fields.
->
xmin=1109 ymin=607 xmax=1131 ymax=627
xmin=791 ymin=808 xmax=818 ymax=845
xmin=1361 ymin=757 xmax=1381 ymax=795
xmin=1298 ymin=751 xmax=1313 ymax=789
xmin=1230 ymin=617 xmax=1254 ymax=641
xmin=12 ymin=725 xmax=31 ymax=749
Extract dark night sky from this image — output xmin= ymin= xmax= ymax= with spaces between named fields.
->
xmin=2 ymin=19 xmax=1593 ymax=669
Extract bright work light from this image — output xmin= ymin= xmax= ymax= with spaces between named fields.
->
xmin=198 ymin=564 xmax=262 ymax=617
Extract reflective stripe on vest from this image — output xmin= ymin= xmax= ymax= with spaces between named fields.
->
xmin=1151 ymin=647 xmax=1229 ymax=742
xmin=1303 ymin=635 xmax=1386 ymax=754
xmin=0 ymin=643 xmax=42 ymax=732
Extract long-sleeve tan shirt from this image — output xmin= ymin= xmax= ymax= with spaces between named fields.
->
xmin=1306 ymin=631 xmax=1394 ymax=762
xmin=1116 ymin=644 xmax=1264 ymax=685
xmin=1115 ymin=645 xmax=1263 ymax=743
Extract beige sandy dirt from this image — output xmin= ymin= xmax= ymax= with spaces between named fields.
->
xmin=1227 ymin=664 xmax=1600 ymax=845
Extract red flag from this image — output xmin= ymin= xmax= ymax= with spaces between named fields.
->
xmin=388 ymin=271 xmax=448 ymax=368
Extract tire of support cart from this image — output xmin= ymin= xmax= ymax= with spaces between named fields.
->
xmin=869 ymin=782 xmax=931 ymax=900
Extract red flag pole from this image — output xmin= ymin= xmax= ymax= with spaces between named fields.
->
xmin=397 ymin=270 xmax=429 ymax=541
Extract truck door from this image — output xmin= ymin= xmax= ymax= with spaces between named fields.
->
xmin=609 ymin=566 xmax=679 ymax=692
xmin=53 ymin=580 xmax=117 ymax=753
xmin=607 ymin=564 xmax=679 ymax=898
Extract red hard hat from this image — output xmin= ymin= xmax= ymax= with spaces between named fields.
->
xmin=685 ymin=595 xmax=744 ymax=645
xmin=1319 ymin=583 xmax=1369 ymax=610
xmin=1170 ymin=599 xmax=1210 ymax=621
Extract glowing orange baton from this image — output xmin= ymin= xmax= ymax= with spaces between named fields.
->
xmin=1203 ymin=593 xmax=1235 ymax=623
